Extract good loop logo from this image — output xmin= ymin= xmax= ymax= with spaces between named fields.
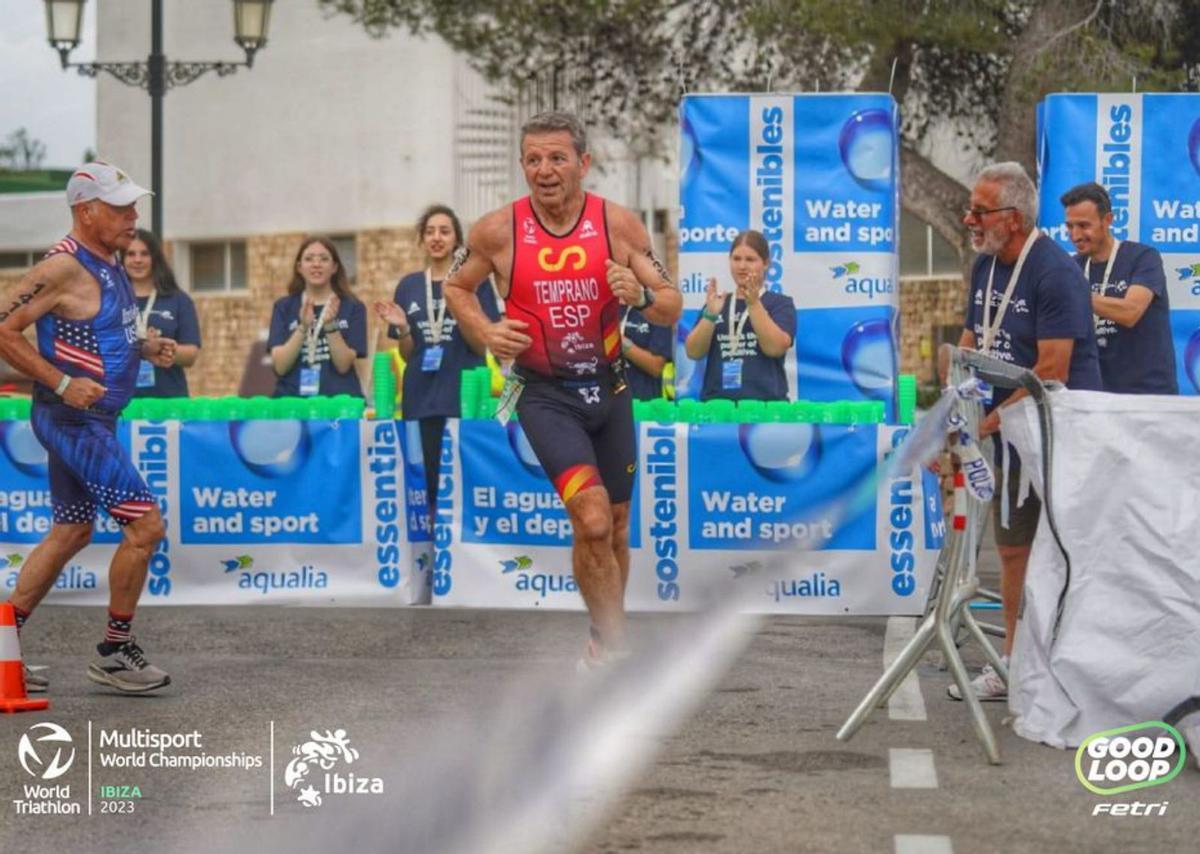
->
xmin=1075 ymin=721 xmax=1187 ymax=796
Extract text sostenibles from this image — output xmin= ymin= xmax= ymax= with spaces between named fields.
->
xmin=97 ymin=728 xmax=264 ymax=770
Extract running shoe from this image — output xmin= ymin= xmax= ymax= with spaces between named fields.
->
xmin=23 ymin=664 xmax=48 ymax=693
xmin=947 ymin=658 xmax=1007 ymax=702
xmin=575 ymin=637 xmax=630 ymax=674
xmin=87 ymin=638 xmax=171 ymax=693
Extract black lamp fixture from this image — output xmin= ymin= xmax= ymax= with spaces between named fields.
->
xmin=45 ymin=0 xmax=274 ymax=235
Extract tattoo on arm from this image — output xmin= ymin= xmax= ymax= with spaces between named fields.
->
xmin=447 ymin=246 xmax=471 ymax=283
xmin=0 ymin=281 xmax=47 ymax=324
xmin=644 ymin=248 xmax=674 ymax=288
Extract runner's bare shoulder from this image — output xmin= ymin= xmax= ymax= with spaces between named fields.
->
xmin=468 ymin=206 xmax=512 ymax=261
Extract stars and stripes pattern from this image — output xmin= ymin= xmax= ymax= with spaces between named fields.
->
xmin=53 ymin=318 xmax=105 ymax=378
xmin=45 ymin=236 xmax=80 ymax=258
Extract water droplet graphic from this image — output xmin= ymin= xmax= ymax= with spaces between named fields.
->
xmin=1185 ymin=327 xmax=1200 ymax=393
xmin=737 ymin=423 xmax=822 ymax=482
xmin=1189 ymin=119 xmax=1200 ymax=177
xmin=838 ymin=109 xmax=893 ymax=191
xmin=1 ymin=422 xmax=48 ymax=476
xmin=506 ymin=422 xmax=545 ymax=477
xmin=680 ymin=113 xmax=701 ymax=192
xmin=674 ymin=321 xmax=705 ymax=400
xmin=230 ymin=419 xmax=308 ymax=476
xmin=842 ymin=318 xmax=895 ymax=398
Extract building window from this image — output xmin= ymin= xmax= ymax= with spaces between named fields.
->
xmin=329 ymin=234 xmax=357 ymax=286
xmin=900 ymin=210 xmax=961 ymax=278
xmin=187 ymin=240 xmax=247 ymax=293
xmin=0 ymin=250 xmax=38 ymax=270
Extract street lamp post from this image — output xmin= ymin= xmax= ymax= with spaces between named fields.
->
xmin=44 ymin=0 xmax=274 ymax=237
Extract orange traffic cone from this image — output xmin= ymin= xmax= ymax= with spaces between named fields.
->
xmin=0 ymin=603 xmax=49 ymax=713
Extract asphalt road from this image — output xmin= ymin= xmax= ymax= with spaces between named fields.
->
xmin=2 ymin=583 xmax=1196 ymax=854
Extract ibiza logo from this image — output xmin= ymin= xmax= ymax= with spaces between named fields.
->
xmin=284 ymin=729 xmax=383 ymax=808
xmin=579 ymin=219 xmax=598 ymax=239
xmin=568 ymin=357 xmax=599 ymax=375
xmin=18 ymin=723 xmax=76 ymax=781
xmin=522 ymin=217 xmax=538 ymax=245
xmin=538 ymin=246 xmax=587 ymax=273
xmin=561 ymin=331 xmax=593 ymax=355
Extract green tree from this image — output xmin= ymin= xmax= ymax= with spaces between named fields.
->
xmin=321 ymin=0 xmax=1198 ymax=258
xmin=0 ymin=128 xmax=48 ymax=172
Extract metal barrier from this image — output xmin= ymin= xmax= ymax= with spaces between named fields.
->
xmin=836 ymin=347 xmax=1055 ymax=764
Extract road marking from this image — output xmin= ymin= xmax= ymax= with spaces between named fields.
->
xmin=895 ymin=834 xmax=954 ymax=854
xmin=889 ymin=748 xmax=939 ymax=789
xmin=884 ymin=616 xmax=927 ymax=721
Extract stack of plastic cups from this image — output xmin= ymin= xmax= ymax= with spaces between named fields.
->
xmin=736 ymin=399 xmax=766 ymax=423
xmin=675 ymin=398 xmax=700 ymax=424
xmin=647 ymin=398 xmax=674 ymax=423
xmin=0 ymin=398 xmax=15 ymax=420
xmin=897 ymin=374 xmax=917 ymax=425
xmin=246 ymin=396 xmax=271 ymax=420
xmin=373 ymin=352 xmax=396 ymax=420
xmin=460 ymin=369 xmax=480 ymax=420
xmin=13 ymin=397 xmax=30 ymax=420
xmin=121 ymin=398 xmax=143 ymax=420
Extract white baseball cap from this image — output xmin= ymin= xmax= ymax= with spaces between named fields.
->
xmin=65 ymin=161 xmax=152 ymax=207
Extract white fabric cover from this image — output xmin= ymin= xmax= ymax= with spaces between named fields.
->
xmin=1002 ymin=390 xmax=1200 ymax=749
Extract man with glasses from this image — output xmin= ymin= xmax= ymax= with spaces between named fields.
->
xmin=1060 ymin=181 xmax=1177 ymax=394
xmin=949 ymin=162 xmax=1101 ymax=702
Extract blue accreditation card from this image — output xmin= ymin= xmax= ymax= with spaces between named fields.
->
xmin=299 ymin=365 xmax=320 ymax=397
xmin=421 ymin=346 xmax=444 ymax=372
xmin=136 ymin=359 xmax=156 ymax=388
xmin=721 ymin=359 xmax=743 ymax=391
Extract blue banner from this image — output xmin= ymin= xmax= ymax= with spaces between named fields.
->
xmin=686 ymin=423 xmax=877 ymax=551
xmin=179 ymin=419 xmax=361 ymax=545
xmin=1038 ymin=92 xmax=1200 ymax=393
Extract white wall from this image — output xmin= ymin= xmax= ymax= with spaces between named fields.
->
xmin=96 ymin=0 xmax=466 ymax=240
xmin=0 ymin=194 xmax=71 ymax=252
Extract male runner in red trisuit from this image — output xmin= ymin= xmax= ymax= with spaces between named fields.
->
xmin=445 ymin=111 xmax=681 ymax=668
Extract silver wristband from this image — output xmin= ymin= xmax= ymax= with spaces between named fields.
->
xmin=54 ymin=374 xmax=71 ymax=396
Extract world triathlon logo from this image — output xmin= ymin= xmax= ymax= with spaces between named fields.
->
xmin=17 ymin=723 xmax=76 ymax=781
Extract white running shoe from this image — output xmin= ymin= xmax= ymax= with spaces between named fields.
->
xmin=947 ymin=658 xmax=1008 ymax=702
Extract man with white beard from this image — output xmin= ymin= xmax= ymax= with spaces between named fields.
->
xmin=950 ymin=162 xmax=1101 ymax=702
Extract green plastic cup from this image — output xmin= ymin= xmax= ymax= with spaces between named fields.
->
xmin=0 ymin=398 xmax=15 ymax=420
xmin=736 ymin=399 xmax=765 ymax=423
xmin=675 ymin=398 xmax=700 ymax=423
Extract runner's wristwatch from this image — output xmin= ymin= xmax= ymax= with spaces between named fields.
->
xmin=635 ymin=286 xmax=656 ymax=310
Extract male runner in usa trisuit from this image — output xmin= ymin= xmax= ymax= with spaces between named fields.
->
xmin=0 ymin=162 xmax=175 ymax=694
xmin=445 ymin=111 xmax=681 ymax=668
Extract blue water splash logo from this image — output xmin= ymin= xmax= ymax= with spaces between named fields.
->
xmin=1177 ymin=263 xmax=1200 ymax=281
xmin=499 ymin=555 xmax=534 ymax=574
xmin=0 ymin=553 xmax=23 ymax=569
xmin=830 ymin=261 xmax=861 ymax=279
xmin=0 ymin=421 xmax=48 ymax=477
xmin=505 ymin=423 xmax=546 ymax=477
xmin=1189 ymin=119 xmax=1200 ymax=177
xmin=736 ymin=423 xmax=822 ymax=483
xmin=221 ymin=555 xmax=254 ymax=573
xmin=228 ymin=420 xmax=311 ymax=477
xmin=838 ymin=109 xmax=894 ymax=191
xmin=841 ymin=317 xmax=896 ymax=398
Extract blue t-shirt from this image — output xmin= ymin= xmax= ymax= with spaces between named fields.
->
xmin=132 ymin=290 xmax=202 ymax=398
xmin=1073 ymin=241 xmax=1177 ymax=395
xmin=700 ymin=291 xmax=796 ymax=402
xmin=964 ymin=235 xmax=1102 ymax=410
xmin=267 ymin=293 xmax=367 ymax=397
xmin=621 ymin=306 xmax=673 ymax=400
xmin=387 ymin=273 xmax=501 ymax=419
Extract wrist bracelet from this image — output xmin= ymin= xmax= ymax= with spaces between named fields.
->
xmin=323 ymin=321 xmax=341 ymax=335
xmin=700 ymin=309 xmax=720 ymax=323
xmin=395 ymin=327 xmax=412 ymax=340
xmin=54 ymin=374 xmax=71 ymax=396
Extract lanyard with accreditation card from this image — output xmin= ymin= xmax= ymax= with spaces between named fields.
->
xmin=300 ymin=301 xmax=333 ymax=397
xmin=135 ymin=290 xmax=158 ymax=388
xmin=978 ymin=231 xmax=1040 ymax=402
xmin=1083 ymin=239 xmax=1120 ymax=330
xmin=422 ymin=269 xmax=449 ymax=372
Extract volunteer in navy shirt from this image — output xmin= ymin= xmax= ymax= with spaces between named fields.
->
xmin=268 ymin=236 xmax=366 ymax=397
xmin=123 ymin=228 xmax=201 ymax=397
xmin=374 ymin=205 xmax=499 ymax=514
xmin=620 ymin=305 xmax=672 ymax=399
xmin=951 ymin=162 xmax=1100 ymax=704
xmin=685 ymin=230 xmax=795 ymax=402
xmin=1060 ymin=181 xmax=1177 ymax=394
